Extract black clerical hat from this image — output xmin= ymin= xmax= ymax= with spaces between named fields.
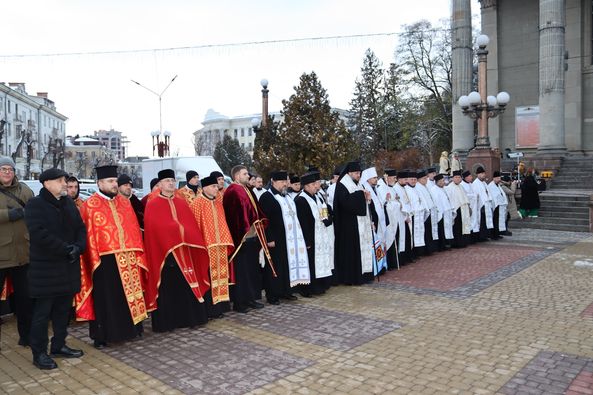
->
xmin=461 ymin=170 xmax=470 ymax=178
xmin=434 ymin=174 xmax=444 ymax=182
xmin=406 ymin=169 xmax=417 ymax=179
xmin=475 ymin=166 xmax=486 ymax=174
xmin=95 ymin=165 xmax=118 ymax=180
xmin=290 ymin=175 xmax=300 ymax=184
xmin=397 ymin=170 xmax=408 ymax=178
xmin=200 ymin=175 xmax=218 ymax=187
xmin=149 ymin=178 xmax=159 ymax=190
xmin=416 ymin=170 xmax=427 ymax=178
xmin=493 ymin=171 xmax=501 ymax=178
xmin=271 ymin=170 xmax=288 ymax=181
xmin=426 ymin=167 xmax=437 ymax=174
xmin=333 ymin=165 xmax=343 ymax=176
xmin=300 ymin=172 xmax=320 ymax=186
xmin=158 ymin=169 xmax=175 ymax=181
xmin=385 ymin=169 xmax=397 ymax=177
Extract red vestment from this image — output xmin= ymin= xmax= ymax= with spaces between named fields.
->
xmin=76 ymin=193 xmax=148 ymax=324
xmin=144 ymin=194 xmax=210 ymax=312
xmin=191 ymin=194 xmax=234 ymax=304
xmin=222 ymin=183 xmax=268 ymax=246
xmin=175 ymin=186 xmax=200 ymax=206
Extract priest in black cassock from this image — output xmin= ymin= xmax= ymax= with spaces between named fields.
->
xmin=258 ymin=171 xmax=310 ymax=304
xmin=333 ymin=161 xmax=374 ymax=285
xmin=295 ymin=171 xmax=334 ymax=296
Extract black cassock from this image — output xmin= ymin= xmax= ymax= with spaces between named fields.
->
xmin=258 ymin=187 xmax=293 ymax=303
xmin=295 ymin=191 xmax=333 ymax=295
xmin=90 ymin=255 xmax=143 ymax=344
xmin=333 ymin=182 xmax=374 ymax=285
xmin=151 ymin=255 xmax=209 ymax=333
xmin=451 ymin=208 xmax=468 ymax=248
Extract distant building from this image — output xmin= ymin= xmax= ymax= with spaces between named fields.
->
xmin=119 ymin=156 xmax=148 ymax=188
xmin=64 ymin=135 xmax=116 ymax=179
xmin=0 ymin=82 xmax=68 ymax=179
xmin=93 ymin=128 xmax=128 ymax=161
xmin=194 ymin=108 xmax=349 ymax=158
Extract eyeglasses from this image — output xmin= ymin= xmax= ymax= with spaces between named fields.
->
xmin=0 ymin=167 xmax=15 ymax=174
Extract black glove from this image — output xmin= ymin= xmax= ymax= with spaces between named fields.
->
xmin=8 ymin=208 xmax=24 ymax=222
xmin=66 ymin=244 xmax=81 ymax=264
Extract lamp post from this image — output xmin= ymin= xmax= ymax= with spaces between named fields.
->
xmin=260 ymin=79 xmax=269 ymax=128
xmin=150 ymin=130 xmax=171 ymax=158
xmin=458 ymin=34 xmax=511 ymax=179
xmin=131 ymin=75 xmax=177 ymax=135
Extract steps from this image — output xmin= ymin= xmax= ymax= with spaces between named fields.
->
xmin=511 ymin=157 xmax=593 ymax=232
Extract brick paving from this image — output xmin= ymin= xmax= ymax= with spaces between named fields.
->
xmin=2 ymin=229 xmax=593 ymax=394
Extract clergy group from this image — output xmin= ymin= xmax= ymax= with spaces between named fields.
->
xmin=3 ymin=160 xmax=511 ymax=370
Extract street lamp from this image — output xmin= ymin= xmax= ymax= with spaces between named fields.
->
xmin=458 ymin=34 xmax=511 ymax=178
xmin=260 ymin=79 xmax=269 ymax=128
xmin=131 ymin=74 xmax=177 ymax=134
xmin=150 ymin=130 xmax=170 ymax=158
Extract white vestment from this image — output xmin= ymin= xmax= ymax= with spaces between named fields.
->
xmin=301 ymin=191 xmax=334 ymax=278
xmin=416 ymin=183 xmax=439 ymax=241
xmin=445 ymin=182 xmax=472 ymax=235
xmin=429 ymin=183 xmax=455 ymax=240
xmin=405 ymin=185 xmax=427 ymax=247
xmin=472 ymin=179 xmax=494 ymax=231
xmin=392 ymin=183 xmax=412 ymax=251
xmin=487 ymin=181 xmax=508 ymax=232
xmin=461 ymin=181 xmax=479 ymax=232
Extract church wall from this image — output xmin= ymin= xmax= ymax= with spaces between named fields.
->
xmin=495 ymin=0 xmax=540 ymax=152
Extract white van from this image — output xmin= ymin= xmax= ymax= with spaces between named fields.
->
xmin=19 ymin=180 xmax=43 ymax=196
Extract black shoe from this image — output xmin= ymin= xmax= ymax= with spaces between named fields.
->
xmin=299 ymin=292 xmax=313 ymax=298
xmin=18 ymin=337 xmax=30 ymax=347
xmin=33 ymin=354 xmax=58 ymax=370
xmin=248 ymin=301 xmax=265 ymax=309
xmin=50 ymin=345 xmax=84 ymax=358
xmin=267 ymin=299 xmax=280 ymax=305
xmin=93 ymin=340 xmax=107 ymax=349
xmin=282 ymin=294 xmax=298 ymax=301
xmin=233 ymin=304 xmax=250 ymax=313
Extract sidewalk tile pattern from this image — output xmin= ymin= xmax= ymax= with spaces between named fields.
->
xmin=499 ymin=351 xmax=593 ymax=395
xmin=228 ymin=303 xmax=402 ymax=351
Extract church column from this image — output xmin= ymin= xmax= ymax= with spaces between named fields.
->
xmin=451 ymin=0 xmax=474 ymax=157
xmin=537 ymin=0 xmax=566 ymax=154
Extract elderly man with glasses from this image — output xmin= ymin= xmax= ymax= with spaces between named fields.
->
xmin=0 ymin=156 xmax=34 ymax=347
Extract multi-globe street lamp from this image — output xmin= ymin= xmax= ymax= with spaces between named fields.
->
xmin=458 ymin=34 xmax=511 ymax=177
xmin=131 ymin=75 xmax=177 ymax=157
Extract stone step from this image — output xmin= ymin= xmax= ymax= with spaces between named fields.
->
xmin=530 ymin=217 xmax=590 ymax=226
xmin=539 ymin=194 xmax=591 ymax=201
xmin=539 ymin=211 xmax=588 ymax=219
xmin=532 ymin=202 xmax=590 ymax=209
xmin=510 ymin=220 xmax=590 ymax=233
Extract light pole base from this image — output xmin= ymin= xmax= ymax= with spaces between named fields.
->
xmin=465 ymin=147 xmax=501 ymax=180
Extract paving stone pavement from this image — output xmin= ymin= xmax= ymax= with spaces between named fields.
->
xmin=1 ymin=228 xmax=593 ymax=394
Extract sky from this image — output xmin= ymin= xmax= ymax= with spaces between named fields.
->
xmin=1 ymin=0 xmax=481 ymax=157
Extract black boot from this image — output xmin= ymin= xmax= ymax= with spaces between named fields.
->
xmin=50 ymin=345 xmax=84 ymax=358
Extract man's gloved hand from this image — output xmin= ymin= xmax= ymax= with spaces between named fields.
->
xmin=66 ymin=244 xmax=81 ymax=264
xmin=8 ymin=208 xmax=24 ymax=222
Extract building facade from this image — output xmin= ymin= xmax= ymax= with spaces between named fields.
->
xmin=194 ymin=108 xmax=350 ymax=158
xmin=0 ymin=82 xmax=68 ymax=179
xmin=452 ymin=0 xmax=593 ymax=159
xmin=93 ymin=128 xmax=128 ymax=161
xmin=64 ymin=136 xmax=116 ymax=179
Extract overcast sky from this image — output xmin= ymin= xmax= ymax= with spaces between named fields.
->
xmin=1 ymin=0 xmax=481 ymax=157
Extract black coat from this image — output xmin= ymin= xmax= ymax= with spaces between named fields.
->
xmin=25 ymin=187 xmax=87 ymax=298
xmin=520 ymin=175 xmax=540 ymax=210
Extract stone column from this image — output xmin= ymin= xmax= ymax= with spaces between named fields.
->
xmin=451 ymin=0 xmax=474 ymax=157
xmin=537 ymin=0 xmax=566 ymax=154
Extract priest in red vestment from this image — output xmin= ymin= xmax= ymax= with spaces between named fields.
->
xmin=222 ymin=165 xmax=268 ymax=313
xmin=75 ymin=165 xmax=147 ymax=348
xmin=144 ymin=169 xmax=210 ymax=332
xmin=190 ymin=175 xmax=234 ymax=319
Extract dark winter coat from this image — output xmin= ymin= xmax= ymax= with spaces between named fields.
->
xmin=25 ymin=187 xmax=86 ymax=298
xmin=519 ymin=175 xmax=540 ymax=210
xmin=0 ymin=178 xmax=34 ymax=269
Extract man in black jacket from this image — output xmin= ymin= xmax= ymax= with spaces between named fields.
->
xmin=25 ymin=168 xmax=87 ymax=370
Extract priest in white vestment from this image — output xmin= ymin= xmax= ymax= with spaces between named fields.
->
xmin=445 ymin=170 xmax=471 ymax=248
xmin=487 ymin=171 xmax=508 ymax=240
xmin=429 ymin=173 xmax=455 ymax=251
xmin=472 ymin=166 xmax=494 ymax=241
